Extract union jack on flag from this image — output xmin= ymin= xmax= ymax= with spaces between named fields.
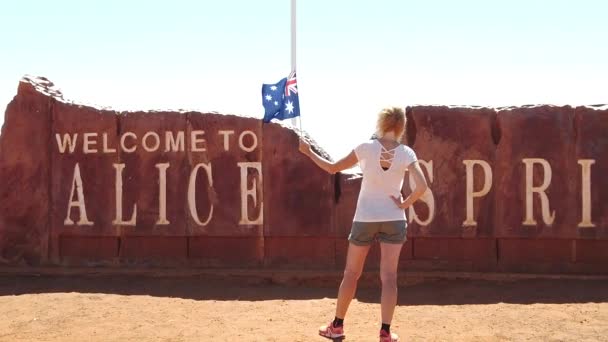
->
xmin=285 ymin=71 xmax=298 ymax=97
xmin=261 ymin=71 xmax=300 ymax=123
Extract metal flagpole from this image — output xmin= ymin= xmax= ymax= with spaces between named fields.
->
xmin=290 ymin=0 xmax=303 ymax=133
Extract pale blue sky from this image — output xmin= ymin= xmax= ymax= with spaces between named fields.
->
xmin=1 ymin=0 xmax=606 ymax=157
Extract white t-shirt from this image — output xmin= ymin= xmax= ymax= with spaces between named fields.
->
xmin=353 ymin=139 xmax=418 ymax=222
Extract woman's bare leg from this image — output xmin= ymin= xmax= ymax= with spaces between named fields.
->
xmin=335 ymin=242 xmax=370 ymax=319
xmin=379 ymin=242 xmax=403 ymax=324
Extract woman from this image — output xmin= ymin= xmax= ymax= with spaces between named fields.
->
xmin=298 ymin=107 xmax=428 ymax=342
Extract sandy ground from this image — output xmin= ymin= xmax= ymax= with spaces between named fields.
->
xmin=0 ymin=275 xmax=607 ymax=342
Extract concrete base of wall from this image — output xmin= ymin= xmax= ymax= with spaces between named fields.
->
xmin=2 ymin=266 xmax=607 ymax=289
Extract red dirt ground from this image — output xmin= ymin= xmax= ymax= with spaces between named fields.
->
xmin=0 ymin=274 xmax=607 ymax=341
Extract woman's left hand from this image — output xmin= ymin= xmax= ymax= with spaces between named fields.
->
xmin=298 ymin=138 xmax=312 ymax=157
xmin=390 ymin=195 xmax=407 ymax=209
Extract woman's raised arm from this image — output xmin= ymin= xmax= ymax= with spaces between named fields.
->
xmin=299 ymin=139 xmax=358 ymax=174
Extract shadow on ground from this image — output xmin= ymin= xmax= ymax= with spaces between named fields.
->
xmin=0 ymin=274 xmax=606 ymax=306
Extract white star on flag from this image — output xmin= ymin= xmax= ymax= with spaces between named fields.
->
xmin=285 ymin=100 xmax=294 ymax=114
xmin=274 ymin=101 xmax=278 ymax=106
xmin=270 ymin=85 xmax=278 ymax=91
xmin=265 ymin=94 xmax=272 ymax=101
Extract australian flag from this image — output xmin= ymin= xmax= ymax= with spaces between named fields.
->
xmin=261 ymin=71 xmax=300 ymax=123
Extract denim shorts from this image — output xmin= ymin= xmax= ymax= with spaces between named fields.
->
xmin=348 ymin=220 xmax=407 ymax=246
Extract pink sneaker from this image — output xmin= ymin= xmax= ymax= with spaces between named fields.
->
xmin=318 ymin=322 xmax=345 ymax=339
xmin=380 ymin=329 xmax=399 ymax=342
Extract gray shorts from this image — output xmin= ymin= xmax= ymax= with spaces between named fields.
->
xmin=348 ymin=220 xmax=407 ymax=246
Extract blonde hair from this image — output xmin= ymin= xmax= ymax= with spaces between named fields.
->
xmin=376 ymin=107 xmax=406 ymax=140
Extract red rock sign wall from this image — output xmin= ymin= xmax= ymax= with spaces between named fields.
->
xmin=0 ymin=76 xmax=607 ymax=274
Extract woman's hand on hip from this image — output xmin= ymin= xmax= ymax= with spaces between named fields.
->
xmin=390 ymin=195 xmax=408 ymax=209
